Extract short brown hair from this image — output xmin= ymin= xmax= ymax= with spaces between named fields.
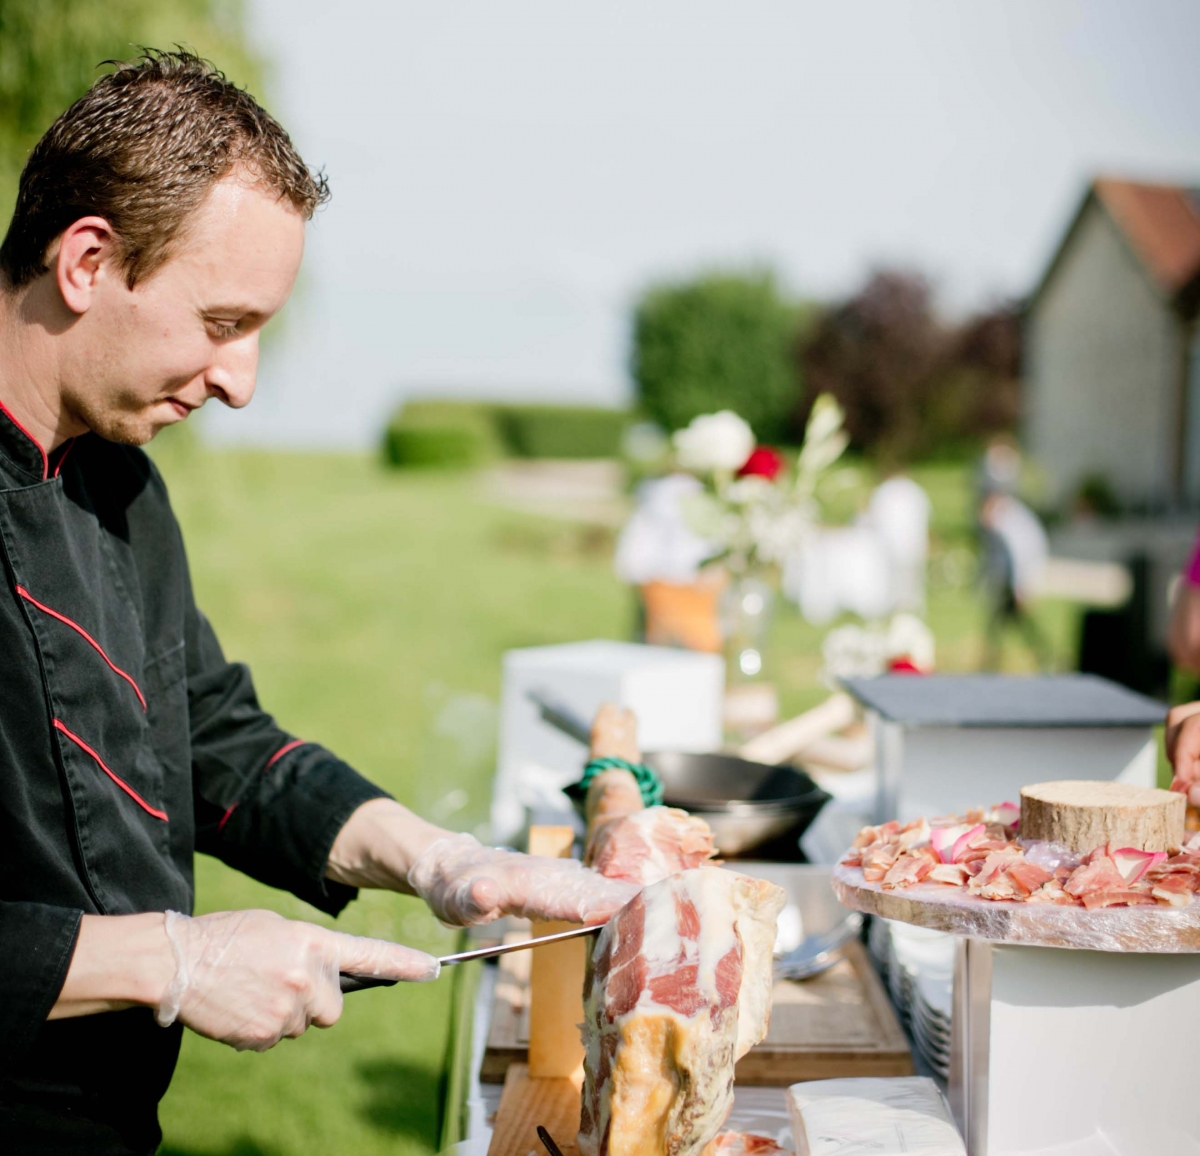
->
xmin=0 ymin=49 xmax=329 ymax=290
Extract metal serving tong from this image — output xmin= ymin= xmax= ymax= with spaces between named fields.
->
xmin=339 ymin=922 xmax=606 ymax=993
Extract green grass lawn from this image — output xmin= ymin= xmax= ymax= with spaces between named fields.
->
xmin=149 ymin=441 xmax=1080 ymax=1155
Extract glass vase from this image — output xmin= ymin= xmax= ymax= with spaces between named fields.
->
xmin=720 ymin=571 xmax=776 ymax=682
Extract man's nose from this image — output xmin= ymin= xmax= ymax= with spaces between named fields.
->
xmin=205 ymin=334 xmax=259 ymax=409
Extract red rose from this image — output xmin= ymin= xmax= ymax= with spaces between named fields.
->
xmin=737 ymin=446 xmax=784 ymax=481
xmin=887 ymin=656 xmax=925 ymax=675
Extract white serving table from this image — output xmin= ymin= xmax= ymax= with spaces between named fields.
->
xmin=834 ymin=864 xmax=1200 ymax=1156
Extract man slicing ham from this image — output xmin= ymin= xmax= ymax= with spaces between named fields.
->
xmin=0 ymin=52 xmax=636 ymax=1154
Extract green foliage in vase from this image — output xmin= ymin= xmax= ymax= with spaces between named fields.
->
xmin=0 ymin=0 xmax=263 ymax=226
xmin=632 ymin=269 xmax=805 ymax=442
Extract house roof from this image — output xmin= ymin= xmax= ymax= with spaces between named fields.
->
xmin=1030 ymin=177 xmax=1200 ymax=312
xmin=1094 ymin=178 xmax=1200 ymax=296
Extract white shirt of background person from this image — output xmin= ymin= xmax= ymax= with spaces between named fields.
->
xmin=867 ymin=474 xmax=932 ymax=613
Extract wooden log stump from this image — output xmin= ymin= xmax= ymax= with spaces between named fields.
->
xmin=1020 ymin=780 xmax=1186 ymax=852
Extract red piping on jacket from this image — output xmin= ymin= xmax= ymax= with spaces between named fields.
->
xmin=219 ymin=740 xmax=307 ymax=834
xmin=16 ymin=586 xmax=148 ymax=711
xmin=265 ymin=739 xmax=306 ymax=770
xmin=52 ymin=438 xmax=75 ymax=478
xmin=53 ymin=719 xmax=169 ymax=821
xmin=0 ymin=397 xmax=48 ymax=480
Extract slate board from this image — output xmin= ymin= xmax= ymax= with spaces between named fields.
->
xmin=842 ymin=673 xmax=1165 ymax=728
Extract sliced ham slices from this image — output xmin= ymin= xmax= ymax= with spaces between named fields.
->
xmin=711 ymin=1132 xmax=789 ymax=1154
xmin=842 ymin=811 xmax=1200 ymax=910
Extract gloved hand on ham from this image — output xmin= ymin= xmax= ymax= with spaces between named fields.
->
xmin=407 ymin=832 xmax=639 ymax=926
xmin=154 ymin=909 xmax=440 ymax=1051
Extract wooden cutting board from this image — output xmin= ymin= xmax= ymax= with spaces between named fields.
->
xmin=482 ymin=936 xmax=912 ymax=1086
xmin=486 ymin=1064 xmax=581 ymax=1156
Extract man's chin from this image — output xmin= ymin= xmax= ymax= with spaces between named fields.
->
xmin=88 ymin=412 xmax=165 ymax=448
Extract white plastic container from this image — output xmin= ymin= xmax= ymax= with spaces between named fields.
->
xmin=493 ymin=641 xmax=724 ymax=842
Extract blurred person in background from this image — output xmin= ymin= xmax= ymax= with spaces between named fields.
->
xmin=979 ymin=490 xmax=1052 ymax=671
xmin=866 ymin=468 xmax=931 ymax=613
xmin=0 ymin=52 xmax=633 ymax=1154
xmin=975 ymin=432 xmax=1023 ymax=504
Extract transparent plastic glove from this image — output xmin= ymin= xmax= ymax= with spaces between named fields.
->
xmin=154 ymin=909 xmax=439 ymax=1052
xmin=407 ymin=833 xmax=639 ymax=926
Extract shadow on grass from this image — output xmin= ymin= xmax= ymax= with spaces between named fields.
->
xmin=158 ymin=1140 xmax=281 ymax=1156
xmin=355 ymin=1056 xmax=445 ymax=1142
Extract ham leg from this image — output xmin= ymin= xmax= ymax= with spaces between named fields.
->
xmin=578 ymin=867 xmax=786 ymax=1156
xmin=583 ymin=703 xmax=716 ymax=886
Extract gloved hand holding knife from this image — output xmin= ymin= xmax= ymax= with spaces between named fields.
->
xmin=54 ymin=799 xmax=634 ymax=1054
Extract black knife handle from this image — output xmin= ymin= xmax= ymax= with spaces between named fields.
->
xmin=340 ymin=973 xmax=399 ymax=993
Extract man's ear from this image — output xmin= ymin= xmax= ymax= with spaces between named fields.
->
xmin=53 ymin=217 xmax=119 ymax=315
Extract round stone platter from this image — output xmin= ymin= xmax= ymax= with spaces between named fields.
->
xmin=832 ymin=863 xmax=1200 ymax=953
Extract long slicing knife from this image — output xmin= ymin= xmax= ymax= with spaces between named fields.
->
xmin=339 ymin=922 xmax=606 ymax=992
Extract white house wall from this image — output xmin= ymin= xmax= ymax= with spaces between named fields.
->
xmin=1026 ymin=201 xmax=1177 ymax=508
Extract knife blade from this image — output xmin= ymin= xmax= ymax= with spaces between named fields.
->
xmin=339 ymin=922 xmax=606 ymax=993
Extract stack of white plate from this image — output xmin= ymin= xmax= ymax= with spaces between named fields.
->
xmin=910 ymin=968 xmax=953 ymax=1079
xmin=868 ymin=918 xmax=955 ymax=1080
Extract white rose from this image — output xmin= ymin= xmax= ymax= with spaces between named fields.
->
xmin=886 ymin=613 xmax=936 ymax=671
xmin=725 ymin=476 xmax=774 ymax=506
xmin=673 ymin=411 xmax=755 ymax=473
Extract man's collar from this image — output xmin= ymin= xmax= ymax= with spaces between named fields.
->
xmin=0 ymin=397 xmax=49 ymax=481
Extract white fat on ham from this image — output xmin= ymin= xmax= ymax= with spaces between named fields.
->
xmin=578 ymin=867 xmax=786 ymax=1156
xmin=586 ymin=806 xmax=717 ymax=886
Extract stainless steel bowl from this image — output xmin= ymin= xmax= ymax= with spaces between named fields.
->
xmin=529 ymin=690 xmax=829 ymax=859
xmin=645 ymin=750 xmax=829 ymax=858
xmin=730 ymin=861 xmax=862 ymax=977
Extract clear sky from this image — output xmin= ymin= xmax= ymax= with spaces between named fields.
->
xmin=205 ymin=0 xmax=1200 ymax=447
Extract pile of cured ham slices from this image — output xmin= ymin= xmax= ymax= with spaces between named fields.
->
xmin=842 ymin=806 xmax=1200 ymax=910
xmin=576 ymin=705 xmax=788 ymax=1156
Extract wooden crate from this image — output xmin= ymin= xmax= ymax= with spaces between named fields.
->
xmin=482 ymin=937 xmax=912 ymax=1086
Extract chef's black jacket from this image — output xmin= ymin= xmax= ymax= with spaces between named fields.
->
xmin=0 ymin=403 xmax=390 ymax=1153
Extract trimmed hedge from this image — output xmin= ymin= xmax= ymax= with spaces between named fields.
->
xmin=383 ymin=400 xmax=629 ymax=467
xmin=493 ymin=404 xmax=628 ymax=459
xmin=383 ymin=401 xmax=501 ymax=469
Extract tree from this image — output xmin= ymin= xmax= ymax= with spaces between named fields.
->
xmin=632 ymin=270 xmax=805 ymax=442
xmin=796 ymin=270 xmax=1022 ymax=461
xmin=951 ymin=303 xmax=1022 ymax=435
xmin=798 ymin=270 xmax=946 ymax=461
xmin=0 ymin=0 xmax=263 ymax=225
